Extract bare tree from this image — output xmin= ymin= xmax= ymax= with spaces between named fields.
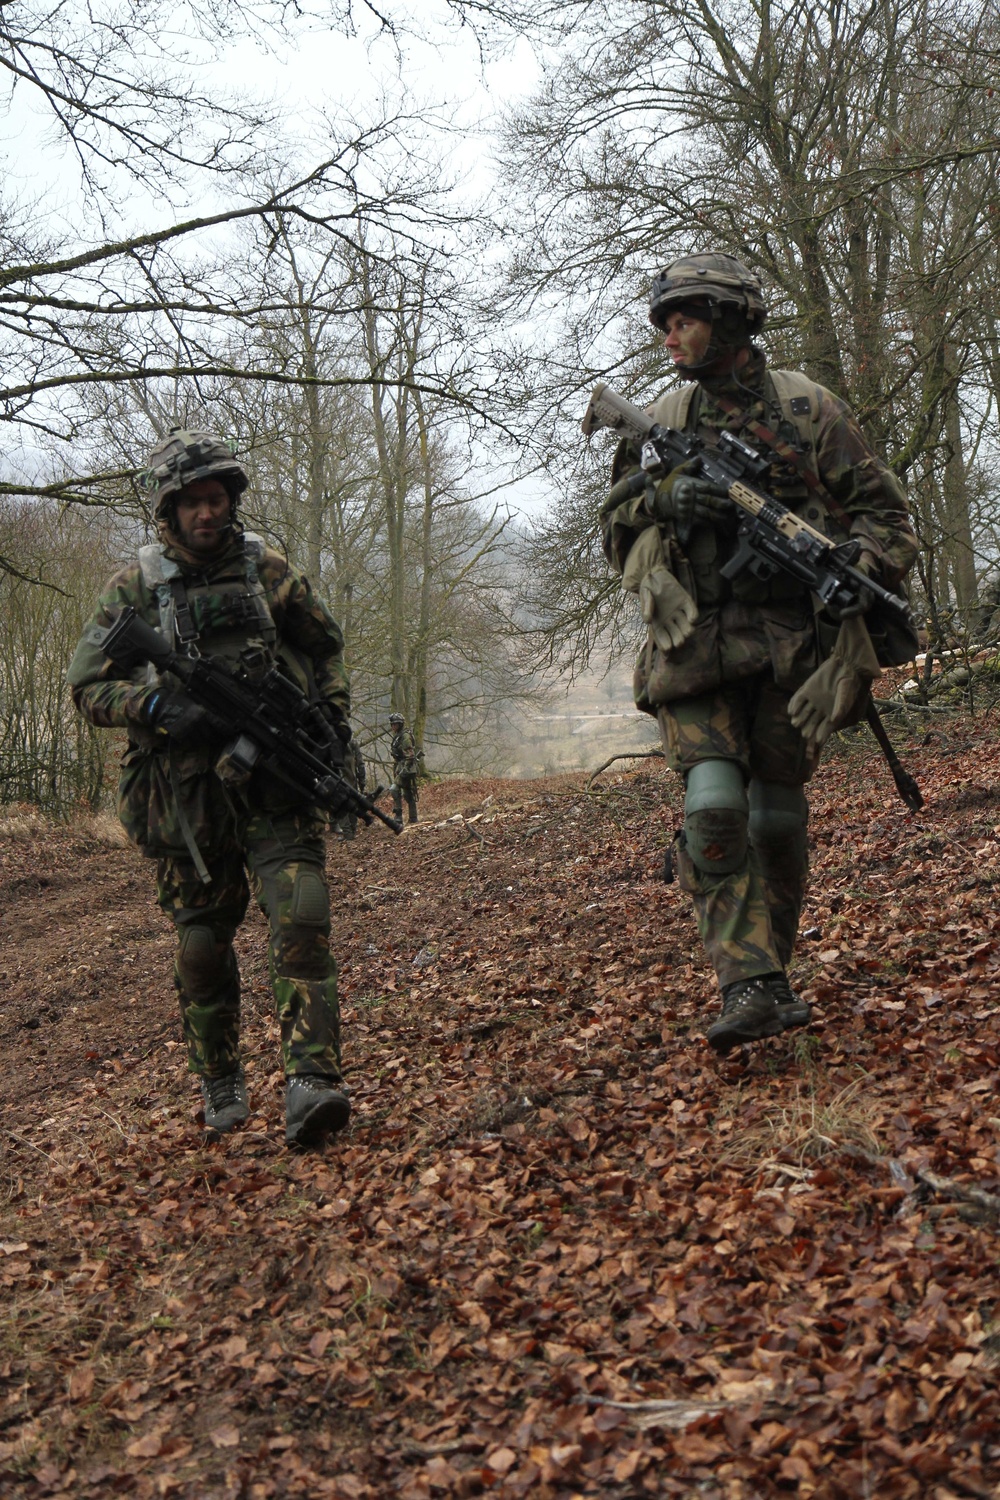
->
xmin=0 ymin=0 xmax=521 ymax=578
xmin=494 ymin=0 xmax=1000 ymax=659
xmin=0 ymin=499 xmax=126 ymax=811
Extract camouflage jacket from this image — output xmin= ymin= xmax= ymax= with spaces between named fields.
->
xmin=390 ymin=728 xmax=419 ymax=783
xmin=599 ymin=352 xmax=919 ymax=709
xmin=67 ymin=531 xmax=350 ymax=856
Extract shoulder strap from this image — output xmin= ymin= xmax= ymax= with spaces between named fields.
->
xmin=648 ymin=384 xmax=696 ymax=432
xmin=239 ymin=535 xmax=277 ymax=649
xmin=767 ymin=368 xmax=821 ymax=426
xmin=137 ymin=542 xmax=181 ymax=589
xmin=137 ymin=543 xmax=179 ymax=650
xmin=242 ymin=531 xmax=266 ymax=573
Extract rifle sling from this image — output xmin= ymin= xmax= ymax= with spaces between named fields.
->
xmin=169 ymin=754 xmax=213 ymax=884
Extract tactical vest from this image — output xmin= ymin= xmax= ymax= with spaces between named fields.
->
xmin=138 ymin=534 xmax=328 ymax=711
xmin=138 ymin=533 xmax=277 ymax=673
xmin=128 ymin=535 xmax=319 ymax=877
xmin=646 ymin=371 xmax=918 ymax=668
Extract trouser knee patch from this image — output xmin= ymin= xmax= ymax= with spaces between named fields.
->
xmin=291 ymin=869 xmax=329 ymax=927
xmin=177 ymin=924 xmax=226 ymax=987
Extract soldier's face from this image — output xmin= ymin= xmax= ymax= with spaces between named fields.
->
xmin=661 ymin=309 xmax=714 ymax=369
xmin=174 ymin=479 xmax=232 ymax=555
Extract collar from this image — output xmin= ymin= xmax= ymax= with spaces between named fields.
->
xmin=158 ymin=527 xmax=249 ymax=575
xmin=697 ymin=346 xmax=767 ymax=406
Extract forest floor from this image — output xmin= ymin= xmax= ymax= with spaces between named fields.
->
xmin=1 ymin=712 xmax=1000 ymax=1499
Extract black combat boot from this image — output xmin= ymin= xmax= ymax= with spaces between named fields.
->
xmin=707 ymin=977 xmax=784 ymax=1055
xmin=201 ymin=1069 xmax=249 ymax=1135
xmin=285 ymin=1075 xmax=351 ymax=1147
xmin=770 ymin=973 xmax=812 ymax=1031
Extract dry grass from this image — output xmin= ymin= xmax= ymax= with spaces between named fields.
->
xmin=719 ymin=1075 xmax=882 ymax=1171
xmin=0 ymin=804 xmax=128 ymax=846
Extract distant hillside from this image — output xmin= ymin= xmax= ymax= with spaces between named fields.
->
xmin=503 ymin=663 xmax=660 ymax=778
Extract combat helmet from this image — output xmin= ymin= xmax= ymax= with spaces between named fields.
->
xmin=388 ymin=712 xmax=404 ymax=727
xmin=648 ymin=252 xmax=767 ymax=338
xmin=142 ymin=426 xmax=249 ymax=520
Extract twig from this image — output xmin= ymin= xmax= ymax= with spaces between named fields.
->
xmin=96 ymin=1108 xmax=131 ymax=1140
xmin=586 ymin=749 xmax=664 ymax=790
xmin=4 ymin=1130 xmax=57 ymax=1163
xmin=580 ymin=1393 xmax=784 ymax=1430
xmin=397 ymin=1437 xmax=485 ymax=1458
xmin=914 ymin=1167 xmax=1000 ymax=1223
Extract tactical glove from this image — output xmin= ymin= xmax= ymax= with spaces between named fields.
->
xmin=143 ymin=689 xmax=213 ymax=745
xmin=319 ymin=701 xmax=352 ymax=743
xmin=639 ymin=565 xmax=698 ymax=652
xmin=787 ymin=615 xmax=881 ymax=754
xmin=650 ymin=466 xmax=733 ymax=543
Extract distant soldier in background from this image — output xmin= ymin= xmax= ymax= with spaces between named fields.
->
xmin=388 ymin=712 xmax=420 ymax=825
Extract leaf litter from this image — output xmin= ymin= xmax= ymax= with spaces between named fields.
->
xmin=0 ymin=724 xmax=999 ymax=1498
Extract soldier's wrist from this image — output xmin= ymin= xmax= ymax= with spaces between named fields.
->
xmin=127 ymin=688 xmax=160 ymax=726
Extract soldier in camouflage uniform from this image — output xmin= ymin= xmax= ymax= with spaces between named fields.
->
xmin=388 ymin=712 xmax=420 ymax=825
xmin=600 ymin=253 xmax=918 ymax=1053
xmin=68 ymin=428 xmax=353 ymax=1145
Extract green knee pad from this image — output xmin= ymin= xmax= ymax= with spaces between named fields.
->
xmin=684 ymin=759 xmax=748 ymax=876
xmin=290 ymin=869 xmax=329 ymax=927
xmin=177 ymin=924 xmax=230 ymax=993
xmin=749 ymin=781 xmax=808 ymax=863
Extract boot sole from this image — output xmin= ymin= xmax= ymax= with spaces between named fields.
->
xmin=286 ymin=1091 xmax=351 ymax=1147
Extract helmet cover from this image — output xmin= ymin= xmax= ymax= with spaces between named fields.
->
xmin=648 ymin=252 xmax=767 ymax=335
xmin=142 ymin=426 xmax=249 ymax=518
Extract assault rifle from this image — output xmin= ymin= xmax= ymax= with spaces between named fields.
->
xmin=581 ymin=382 xmax=915 ymax=630
xmin=101 ymin=606 xmax=404 ymax=835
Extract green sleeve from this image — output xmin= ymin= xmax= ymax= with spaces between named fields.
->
xmin=66 ymin=566 xmax=161 ymax=730
xmin=814 ymin=392 xmax=919 ymax=587
xmin=262 ymin=556 xmax=351 ymax=716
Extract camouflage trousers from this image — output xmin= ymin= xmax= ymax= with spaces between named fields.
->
xmin=392 ymin=774 xmax=419 ymax=825
xmin=658 ymin=677 xmax=820 ymax=988
xmin=156 ymin=806 xmax=341 ymax=1080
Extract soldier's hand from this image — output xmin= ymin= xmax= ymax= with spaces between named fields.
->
xmin=144 ymin=690 xmax=215 ymax=745
xmin=650 ymin=467 xmax=733 ymax=543
xmin=826 ymin=551 xmax=879 ymax=620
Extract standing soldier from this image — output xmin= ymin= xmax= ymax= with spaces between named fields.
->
xmin=67 ymin=427 xmax=353 ymax=1146
xmin=388 ymin=712 xmax=420 ymax=825
xmin=599 ymin=253 xmax=918 ymax=1054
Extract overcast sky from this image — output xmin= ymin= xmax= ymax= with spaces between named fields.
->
xmin=4 ymin=7 xmax=543 ymax=231
xmin=0 ymin=5 xmax=557 ymax=515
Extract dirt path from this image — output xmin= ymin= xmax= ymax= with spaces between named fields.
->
xmin=1 ymin=733 xmax=999 ymax=1498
